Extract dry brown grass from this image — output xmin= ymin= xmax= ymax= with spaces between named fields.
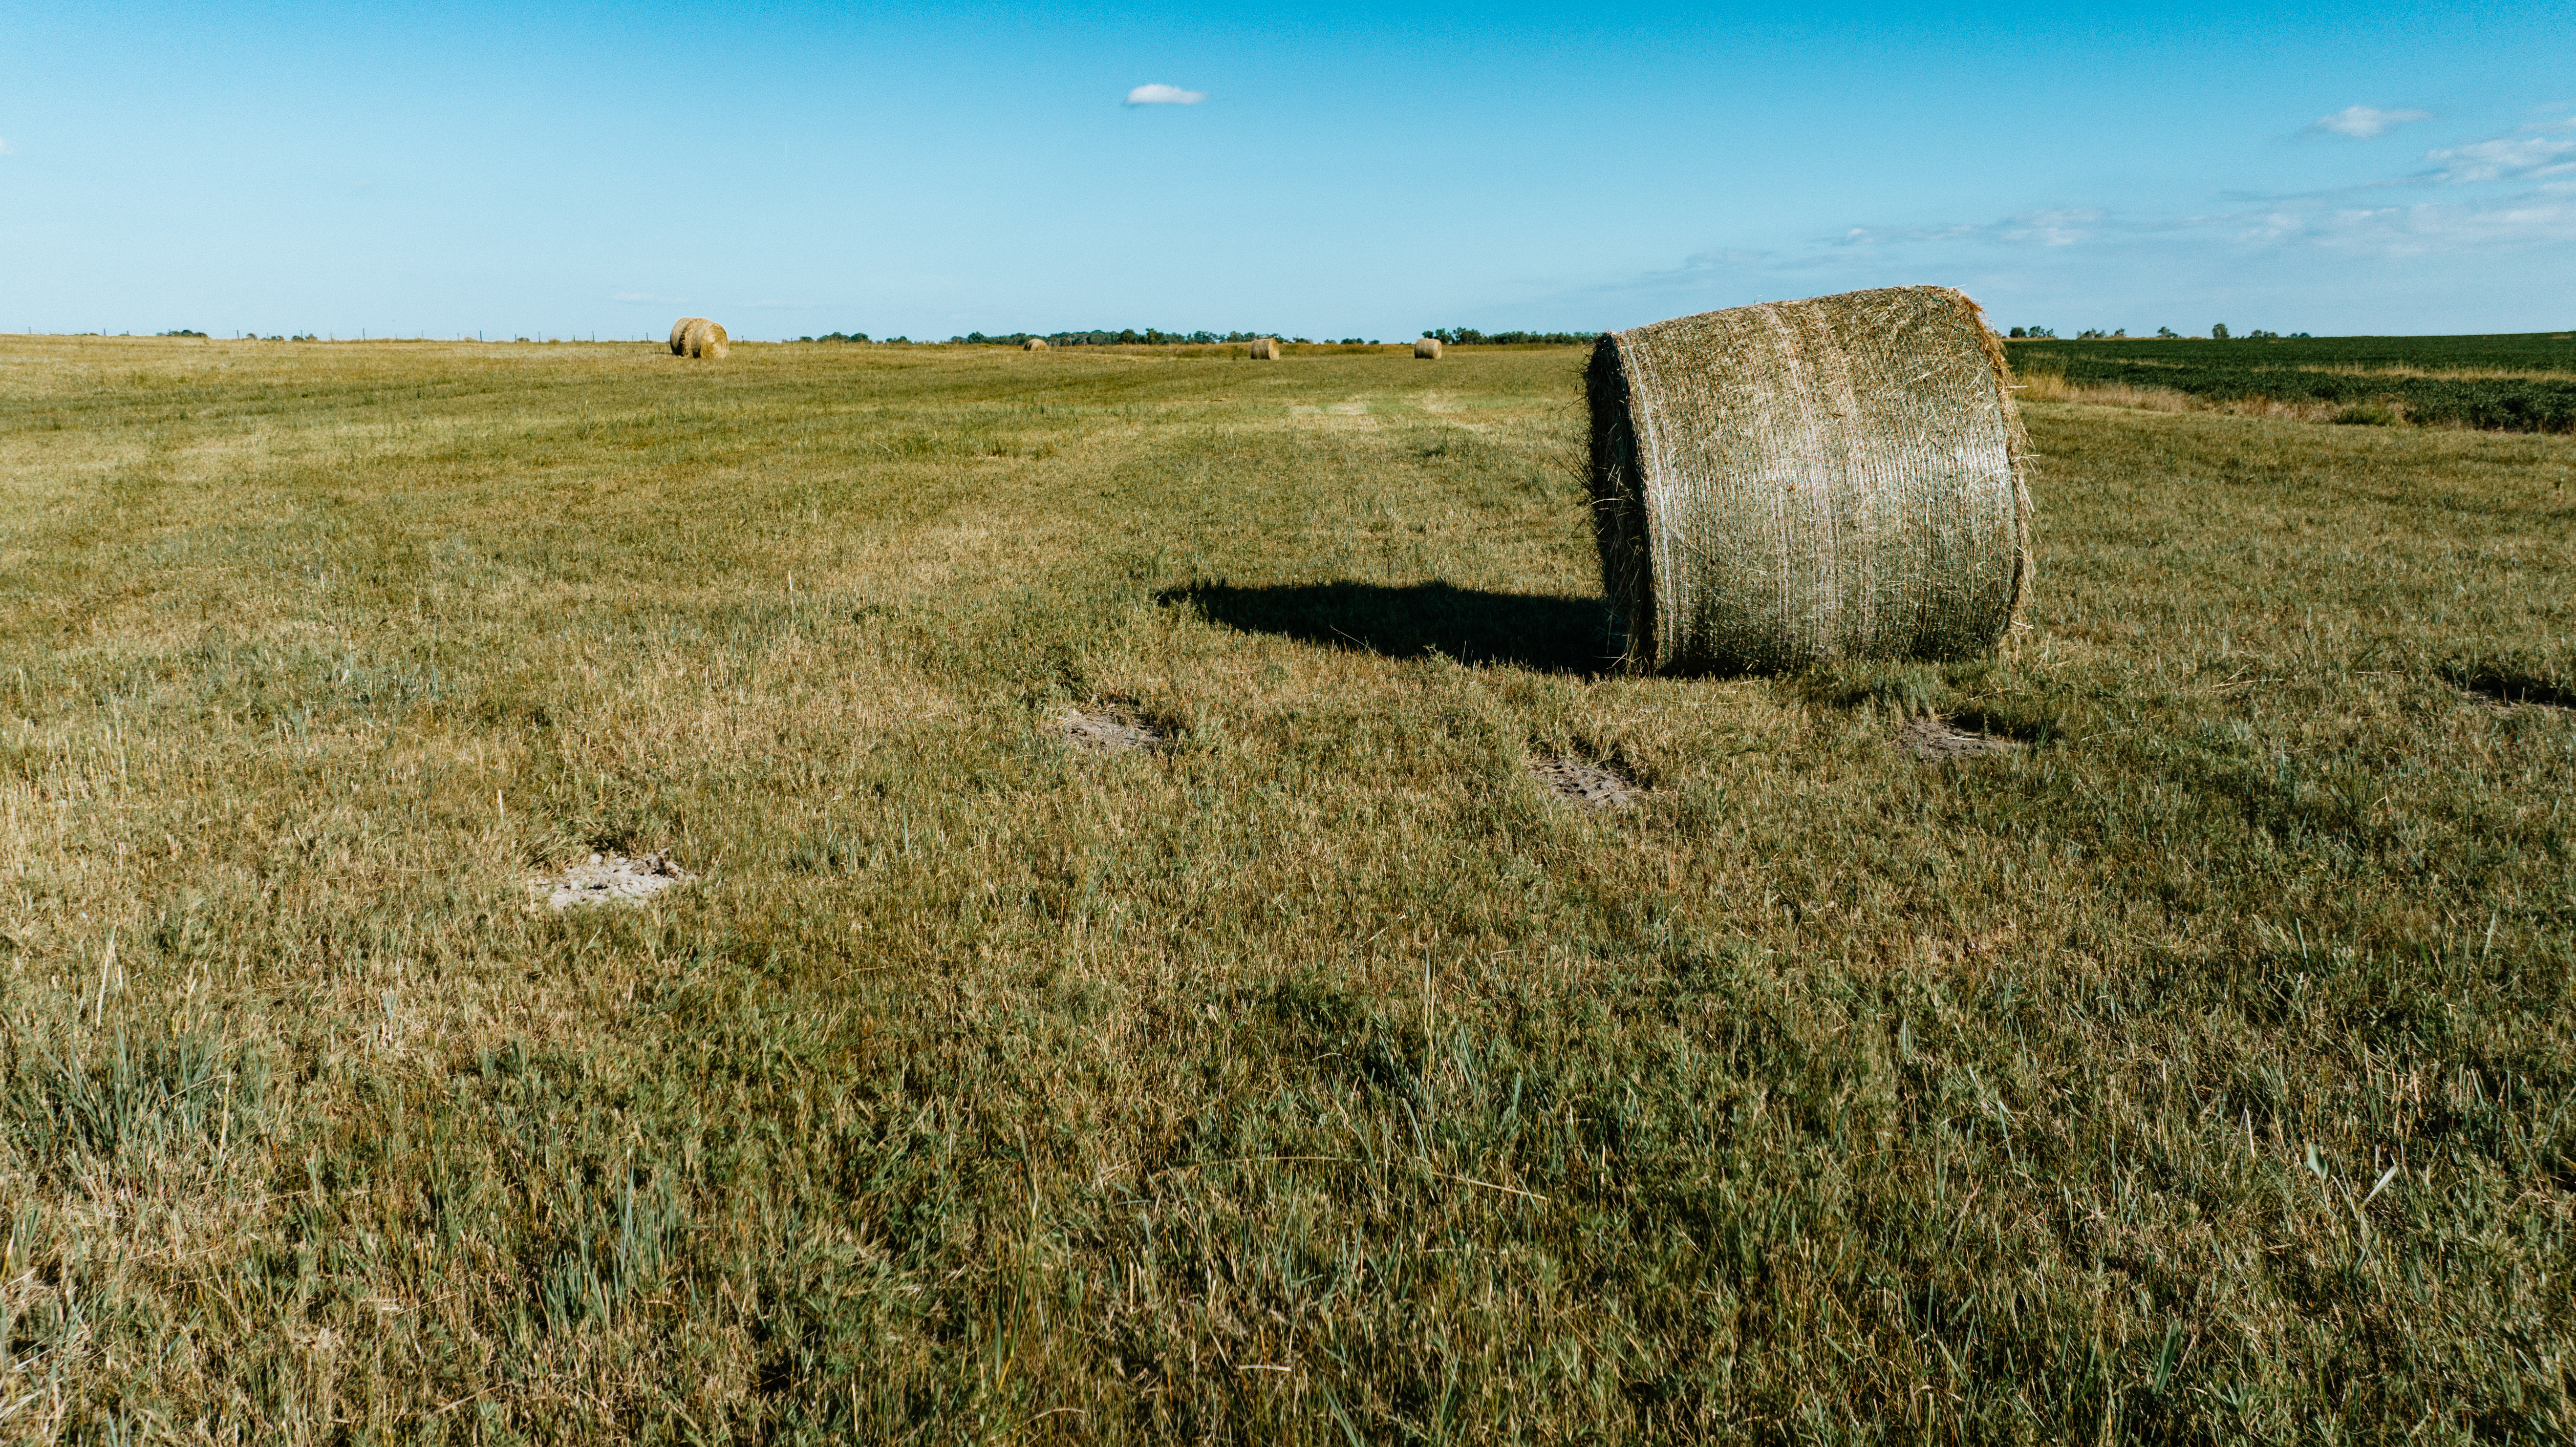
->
xmin=3 ymin=334 xmax=2573 ymax=1442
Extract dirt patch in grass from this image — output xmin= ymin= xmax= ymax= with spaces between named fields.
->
xmin=532 ymin=851 xmax=693 ymax=910
xmin=1899 ymin=715 xmax=2024 ymax=761
xmin=1528 ymin=756 xmax=1642 ymax=809
xmin=1062 ymin=707 xmax=1168 ymax=753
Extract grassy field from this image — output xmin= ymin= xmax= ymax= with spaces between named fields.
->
xmin=2007 ymin=332 xmax=2576 ymax=432
xmin=4 ymin=334 xmax=2575 ymax=1443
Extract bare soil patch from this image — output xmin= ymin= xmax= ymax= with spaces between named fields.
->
xmin=533 ymin=851 xmax=694 ymax=910
xmin=1062 ymin=708 xmax=1168 ymax=754
xmin=1529 ymin=756 xmax=1642 ymax=810
xmin=1900 ymin=716 xmax=2024 ymax=761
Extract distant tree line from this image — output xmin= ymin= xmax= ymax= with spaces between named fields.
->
xmin=792 ymin=328 xmax=1610 ymax=347
xmin=799 ymin=329 xmax=1310 ymax=346
xmin=1423 ymin=328 xmax=1602 ymax=346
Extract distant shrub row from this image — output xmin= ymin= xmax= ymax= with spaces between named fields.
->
xmin=791 ymin=328 xmax=1603 ymax=348
xmin=1422 ymin=328 xmax=1601 ymax=346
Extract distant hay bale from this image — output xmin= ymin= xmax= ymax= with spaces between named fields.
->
xmin=1414 ymin=338 xmax=1441 ymax=360
xmin=1586 ymin=285 xmax=2032 ymax=674
xmin=669 ymin=318 xmax=708 ymax=356
xmin=1023 ymin=337 xmax=1049 ymax=352
xmin=683 ymin=319 xmax=729 ymax=360
xmin=1249 ymin=337 xmax=1280 ymax=361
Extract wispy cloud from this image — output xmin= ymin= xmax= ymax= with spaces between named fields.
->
xmin=1516 ymin=106 xmax=2576 ymax=334
xmin=2422 ymin=119 xmax=2576 ymax=184
xmin=2308 ymin=105 xmax=2431 ymax=140
xmin=1805 ymin=117 xmax=2576 ymax=268
xmin=1124 ymin=83 xmax=1207 ymax=106
xmin=0 ymin=138 xmax=15 ymax=155
xmin=2243 ymin=189 xmax=2576 ymax=256
xmin=1835 ymin=209 xmax=2106 ymax=251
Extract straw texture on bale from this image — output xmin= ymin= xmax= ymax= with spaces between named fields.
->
xmin=668 ymin=318 xmax=708 ymax=356
xmin=1414 ymin=338 xmax=1442 ymax=360
xmin=682 ymin=319 xmax=730 ymax=360
xmin=1023 ymin=337 xmax=1049 ymax=352
xmin=1586 ymin=285 xmax=2032 ymax=674
xmin=1249 ymin=337 xmax=1280 ymax=361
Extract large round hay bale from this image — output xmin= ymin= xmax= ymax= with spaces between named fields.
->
xmin=1414 ymin=337 xmax=1441 ymax=360
xmin=1249 ymin=337 xmax=1280 ymax=361
xmin=1586 ymin=285 xmax=2032 ymax=674
xmin=683 ymin=319 xmax=730 ymax=360
xmin=1023 ymin=337 xmax=1049 ymax=352
xmin=669 ymin=318 xmax=708 ymax=356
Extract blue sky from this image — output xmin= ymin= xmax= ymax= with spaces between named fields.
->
xmin=3 ymin=0 xmax=2570 ymax=340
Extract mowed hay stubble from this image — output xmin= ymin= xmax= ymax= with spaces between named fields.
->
xmin=2 ymin=331 xmax=2573 ymax=1441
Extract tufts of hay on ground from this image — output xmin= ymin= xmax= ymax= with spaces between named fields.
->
xmin=1023 ymin=337 xmax=1049 ymax=352
xmin=683 ymin=319 xmax=730 ymax=360
xmin=1586 ymin=285 xmax=2032 ymax=674
xmin=1249 ymin=337 xmax=1280 ymax=361
xmin=1414 ymin=338 xmax=1442 ymax=360
xmin=669 ymin=318 xmax=709 ymax=356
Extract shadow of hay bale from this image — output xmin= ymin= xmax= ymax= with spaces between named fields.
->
xmin=1161 ymin=581 xmax=1613 ymax=675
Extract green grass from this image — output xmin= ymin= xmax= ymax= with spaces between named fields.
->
xmin=2007 ymin=332 xmax=2576 ymax=432
xmin=4 ymin=336 xmax=2576 ymax=1443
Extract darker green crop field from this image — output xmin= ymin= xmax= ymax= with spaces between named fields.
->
xmin=4 ymin=336 xmax=2576 ymax=1444
xmin=2007 ymin=332 xmax=2576 ymax=432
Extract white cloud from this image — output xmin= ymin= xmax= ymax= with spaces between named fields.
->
xmin=2309 ymin=105 xmax=2431 ymax=139
xmin=0 ymin=139 xmax=14 ymax=156
xmin=1124 ymin=83 xmax=1207 ymax=106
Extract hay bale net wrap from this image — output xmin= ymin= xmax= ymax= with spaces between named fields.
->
xmin=683 ymin=319 xmax=730 ymax=360
xmin=1414 ymin=338 xmax=1441 ymax=359
xmin=1586 ymin=285 xmax=2032 ymax=674
xmin=669 ymin=317 xmax=708 ymax=355
xmin=1249 ymin=337 xmax=1279 ymax=360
